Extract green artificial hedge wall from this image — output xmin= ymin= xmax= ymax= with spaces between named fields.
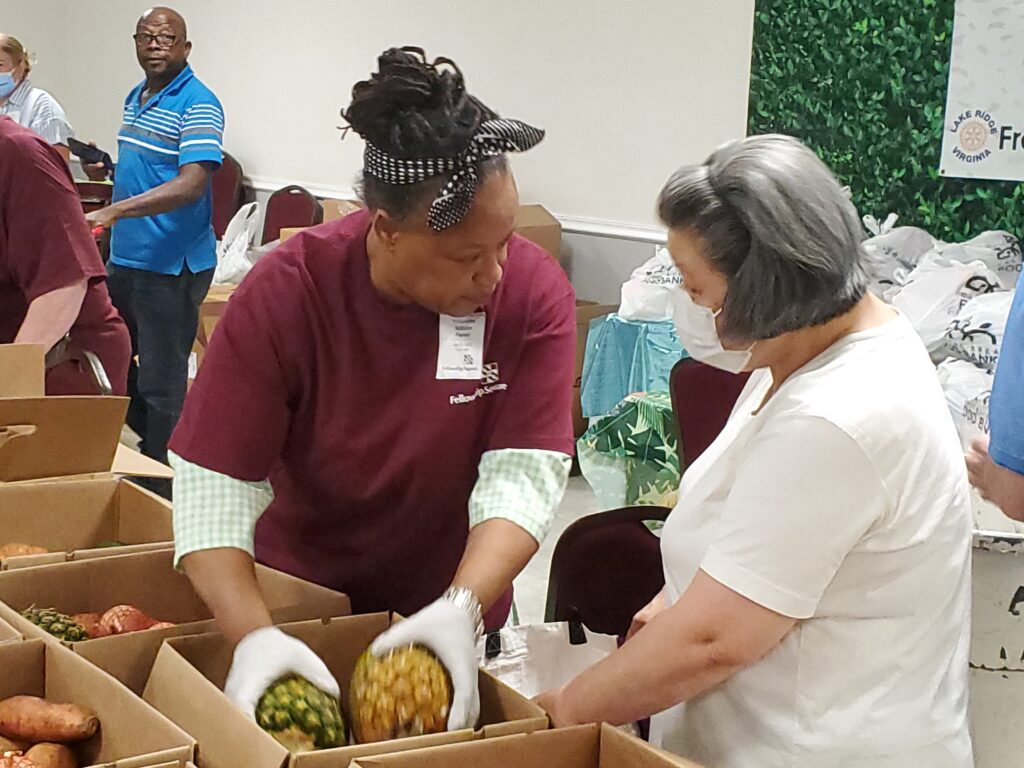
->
xmin=747 ymin=0 xmax=1024 ymax=241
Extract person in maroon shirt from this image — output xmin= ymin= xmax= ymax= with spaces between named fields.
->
xmin=170 ymin=48 xmax=575 ymax=731
xmin=0 ymin=117 xmax=129 ymax=394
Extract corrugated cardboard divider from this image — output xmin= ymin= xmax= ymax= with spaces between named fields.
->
xmin=0 ymin=549 xmax=351 ymax=694
xmin=0 ymin=639 xmax=194 ymax=768
xmin=0 ymin=344 xmax=45 ymax=397
xmin=349 ymin=723 xmax=705 ymax=768
xmin=0 ymin=396 xmax=126 ymax=481
xmin=143 ymin=613 xmax=548 ymax=768
xmin=0 ymin=477 xmax=173 ymax=570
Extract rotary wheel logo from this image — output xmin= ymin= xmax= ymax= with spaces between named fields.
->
xmin=959 ymin=118 xmax=990 ymax=152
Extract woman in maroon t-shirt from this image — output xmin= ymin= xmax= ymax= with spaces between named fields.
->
xmin=171 ymin=49 xmax=576 ymax=731
xmin=0 ymin=118 xmax=129 ymax=394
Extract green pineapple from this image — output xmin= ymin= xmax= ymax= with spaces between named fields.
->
xmin=256 ymin=675 xmax=345 ymax=751
xmin=20 ymin=606 xmax=90 ymax=641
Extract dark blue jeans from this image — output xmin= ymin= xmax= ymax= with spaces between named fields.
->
xmin=107 ymin=263 xmax=213 ymax=486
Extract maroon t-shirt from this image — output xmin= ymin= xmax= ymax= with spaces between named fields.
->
xmin=171 ymin=210 xmax=576 ymax=619
xmin=0 ymin=118 xmax=129 ymax=395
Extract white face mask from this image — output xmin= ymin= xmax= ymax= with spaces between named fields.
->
xmin=670 ymin=287 xmax=754 ymax=374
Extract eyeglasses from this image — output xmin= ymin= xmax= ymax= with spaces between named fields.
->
xmin=133 ymin=32 xmax=177 ymax=48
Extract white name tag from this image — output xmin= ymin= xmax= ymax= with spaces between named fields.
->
xmin=436 ymin=313 xmax=485 ymax=380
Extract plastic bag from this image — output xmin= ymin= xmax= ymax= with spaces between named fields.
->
xmin=937 ymin=231 xmax=1022 ymax=289
xmin=577 ymin=391 xmax=681 ymax=508
xmin=862 ymin=213 xmax=938 ymax=297
xmin=617 ymin=247 xmax=683 ymax=322
xmin=580 ymin=315 xmax=685 ymax=419
xmin=891 ymin=254 xmax=1002 ymax=355
xmin=213 ymin=202 xmax=260 ymax=285
xmin=936 ymin=358 xmax=993 ymax=449
xmin=941 ymin=290 xmax=1016 ymax=373
xmin=478 ymin=621 xmax=618 ymax=700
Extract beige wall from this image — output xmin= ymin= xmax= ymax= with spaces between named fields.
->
xmin=6 ymin=0 xmax=755 ymax=232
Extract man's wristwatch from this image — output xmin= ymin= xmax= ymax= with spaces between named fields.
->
xmin=443 ymin=585 xmax=485 ymax=642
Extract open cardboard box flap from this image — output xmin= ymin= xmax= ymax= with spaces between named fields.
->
xmin=0 ymin=343 xmax=45 ymax=398
xmin=0 ymin=477 xmax=173 ymax=570
xmin=0 ymin=613 xmax=20 ymax=645
xmin=144 ymin=613 xmax=548 ymax=768
xmin=0 ymin=549 xmax=351 ymax=694
xmin=351 ymin=723 xmax=704 ymax=768
xmin=0 ymin=396 xmax=172 ymax=482
xmin=0 ymin=639 xmax=194 ymax=768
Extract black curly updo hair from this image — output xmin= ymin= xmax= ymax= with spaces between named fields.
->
xmin=342 ymin=46 xmax=509 ymax=221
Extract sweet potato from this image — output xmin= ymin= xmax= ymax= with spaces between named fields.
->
xmin=0 ymin=735 xmax=29 ymax=752
xmin=0 ymin=544 xmax=48 ymax=560
xmin=69 ymin=614 xmax=109 ymax=639
xmin=98 ymin=605 xmax=159 ymax=635
xmin=25 ymin=743 xmax=76 ymax=768
xmin=0 ymin=697 xmax=98 ymax=743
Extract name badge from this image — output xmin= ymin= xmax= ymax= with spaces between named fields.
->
xmin=436 ymin=313 xmax=485 ymax=380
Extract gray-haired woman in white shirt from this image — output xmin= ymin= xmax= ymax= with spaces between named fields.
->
xmin=0 ymin=34 xmax=74 ymax=163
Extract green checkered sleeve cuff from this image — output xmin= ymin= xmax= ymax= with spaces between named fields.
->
xmin=468 ymin=449 xmax=572 ymax=543
xmin=169 ymin=450 xmax=274 ymax=567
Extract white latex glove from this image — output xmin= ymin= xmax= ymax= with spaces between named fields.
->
xmin=371 ymin=598 xmax=480 ymax=732
xmin=225 ymin=626 xmax=341 ymax=719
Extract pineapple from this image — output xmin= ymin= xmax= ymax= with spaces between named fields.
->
xmin=349 ymin=645 xmax=453 ymax=744
xmin=19 ymin=607 xmax=90 ymax=642
xmin=255 ymin=676 xmax=345 ymax=751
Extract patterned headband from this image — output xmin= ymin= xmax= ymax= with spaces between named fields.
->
xmin=364 ymin=118 xmax=545 ymax=232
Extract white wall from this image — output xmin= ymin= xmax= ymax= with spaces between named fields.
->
xmin=10 ymin=0 xmax=755 ymax=236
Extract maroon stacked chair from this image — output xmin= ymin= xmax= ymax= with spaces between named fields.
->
xmin=211 ymin=152 xmax=244 ymax=239
xmin=544 ymin=504 xmax=671 ymax=636
xmin=669 ymin=357 xmax=751 ymax=467
xmin=544 ymin=358 xmax=751 ymax=635
xmin=260 ymin=185 xmax=323 ymax=245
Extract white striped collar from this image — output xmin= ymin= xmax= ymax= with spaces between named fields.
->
xmin=5 ymin=76 xmax=32 ymax=107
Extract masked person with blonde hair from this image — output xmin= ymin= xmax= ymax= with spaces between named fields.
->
xmin=0 ymin=34 xmax=74 ymax=162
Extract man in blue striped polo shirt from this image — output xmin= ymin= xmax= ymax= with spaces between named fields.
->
xmin=85 ymin=7 xmax=223 ymax=495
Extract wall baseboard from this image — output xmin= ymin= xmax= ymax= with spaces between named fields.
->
xmin=245 ymin=175 xmax=666 ymax=244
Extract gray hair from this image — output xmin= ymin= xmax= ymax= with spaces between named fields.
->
xmin=658 ymin=134 xmax=869 ymax=342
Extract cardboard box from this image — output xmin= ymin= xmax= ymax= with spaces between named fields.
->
xmin=0 ymin=549 xmax=352 ymax=694
xmin=0 ymin=396 xmax=172 ymax=484
xmin=0 ymin=477 xmax=173 ymax=570
xmin=515 ymin=205 xmax=562 ymax=264
xmin=279 ymin=227 xmax=309 ymax=242
xmin=321 ymin=198 xmax=363 ymax=222
xmin=192 ymin=283 xmax=241 ymax=374
xmin=573 ymin=301 xmax=618 ymax=437
xmin=144 ymin=613 xmax=549 ymax=768
xmin=0 ymin=348 xmax=172 ymax=484
xmin=0 ymin=613 xmax=20 ymax=645
xmin=0 ymin=639 xmax=195 ymax=768
xmin=196 ymin=284 xmax=238 ymax=348
xmin=0 ymin=344 xmax=45 ymax=397
xmin=351 ymin=723 xmax=703 ymax=768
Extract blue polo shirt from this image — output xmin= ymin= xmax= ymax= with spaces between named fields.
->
xmin=110 ymin=64 xmax=224 ymax=275
xmin=989 ymin=285 xmax=1024 ymax=475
